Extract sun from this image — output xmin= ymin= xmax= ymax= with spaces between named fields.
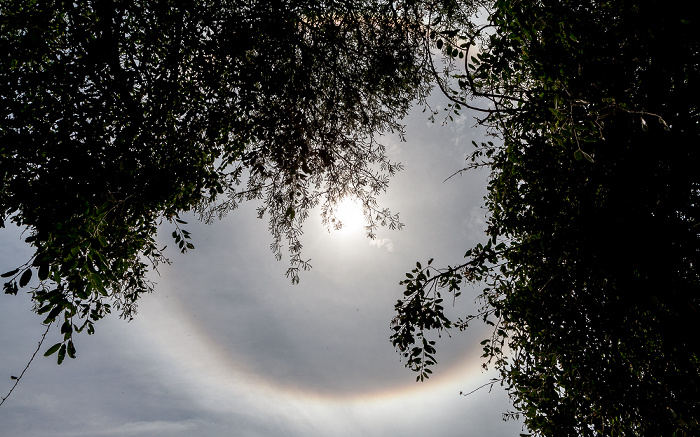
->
xmin=331 ymin=197 xmax=365 ymax=235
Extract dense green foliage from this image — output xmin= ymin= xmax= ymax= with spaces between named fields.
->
xmin=1 ymin=0 xmax=430 ymax=362
xmin=392 ymin=1 xmax=700 ymax=435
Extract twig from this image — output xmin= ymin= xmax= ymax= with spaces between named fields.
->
xmin=0 ymin=322 xmax=52 ymax=407
xmin=460 ymin=377 xmax=505 ymax=397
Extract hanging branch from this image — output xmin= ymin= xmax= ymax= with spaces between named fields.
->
xmin=0 ymin=323 xmax=53 ymax=407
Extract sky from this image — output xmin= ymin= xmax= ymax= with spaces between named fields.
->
xmin=0 ymin=100 xmax=527 ymax=437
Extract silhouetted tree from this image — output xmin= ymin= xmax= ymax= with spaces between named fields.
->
xmin=1 ymin=0 xmax=432 ymax=362
xmin=392 ymin=1 xmax=700 ymax=435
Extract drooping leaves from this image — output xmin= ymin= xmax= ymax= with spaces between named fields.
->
xmin=1 ymin=0 xmax=432 ymax=360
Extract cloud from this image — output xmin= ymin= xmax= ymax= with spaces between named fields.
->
xmin=369 ymin=237 xmax=395 ymax=252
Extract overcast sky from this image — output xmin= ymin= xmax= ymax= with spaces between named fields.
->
xmin=0 ymin=99 xmax=526 ymax=437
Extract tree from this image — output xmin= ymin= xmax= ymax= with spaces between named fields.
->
xmin=1 ymin=0 xmax=433 ymax=363
xmin=4 ymin=0 xmax=698 ymax=433
xmin=392 ymin=0 xmax=700 ymax=435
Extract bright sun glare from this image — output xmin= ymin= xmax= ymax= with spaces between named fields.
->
xmin=332 ymin=198 xmax=365 ymax=235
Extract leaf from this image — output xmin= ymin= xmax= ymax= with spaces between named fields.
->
xmin=60 ymin=319 xmax=72 ymax=334
xmin=67 ymin=340 xmax=76 ymax=359
xmin=44 ymin=342 xmax=62 ymax=357
xmin=574 ymin=149 xmax=583 ymax=161
xmin=641 ymin=117 xmax=648 ymax=131
xmin=98 ymin=236 xmax=107 ymax=247
xmin=436 ymin=39 xmax=443 ymax=50
xmin=57 ymin=344 xmax=66 ymax=364
xmin=94 ymin=251 xmax=108 ymax=270
xmin=37 ymin=303 xmax=53 ymax=315
xmin=19 ymin=269 xmax=32 ymax=287
xmin=44 ymin=304 xmax=63 ymax=321
xmin=1 ymin=268 xmax=19 ymax=278
xmin=38 ymin=262 xmax=49 ymax=281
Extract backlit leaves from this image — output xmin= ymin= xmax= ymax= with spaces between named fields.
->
xmin=1 ymin=0 xmax=432 ymax=364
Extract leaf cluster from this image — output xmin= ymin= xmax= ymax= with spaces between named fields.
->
xmin=393 ymin=1 xmax=700 ymax=435
xmin=1 ymin=0 xmax=433 ymax=361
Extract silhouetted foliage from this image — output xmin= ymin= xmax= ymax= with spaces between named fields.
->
xmin=392 ymin=1 xmax=700 ymax=435
xmin=4 ymin=1 xmax=698 ymax=433
xmin=1 ymin=0 xmax=432 ymax=361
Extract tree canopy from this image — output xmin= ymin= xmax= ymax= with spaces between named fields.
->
xmin=392 ymin=0 xmax=699 ymax=435
xmin=2 ymin=0 xmax=699 ymax=435
xmin=1 ymin=0 xmax=433 ymax=362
